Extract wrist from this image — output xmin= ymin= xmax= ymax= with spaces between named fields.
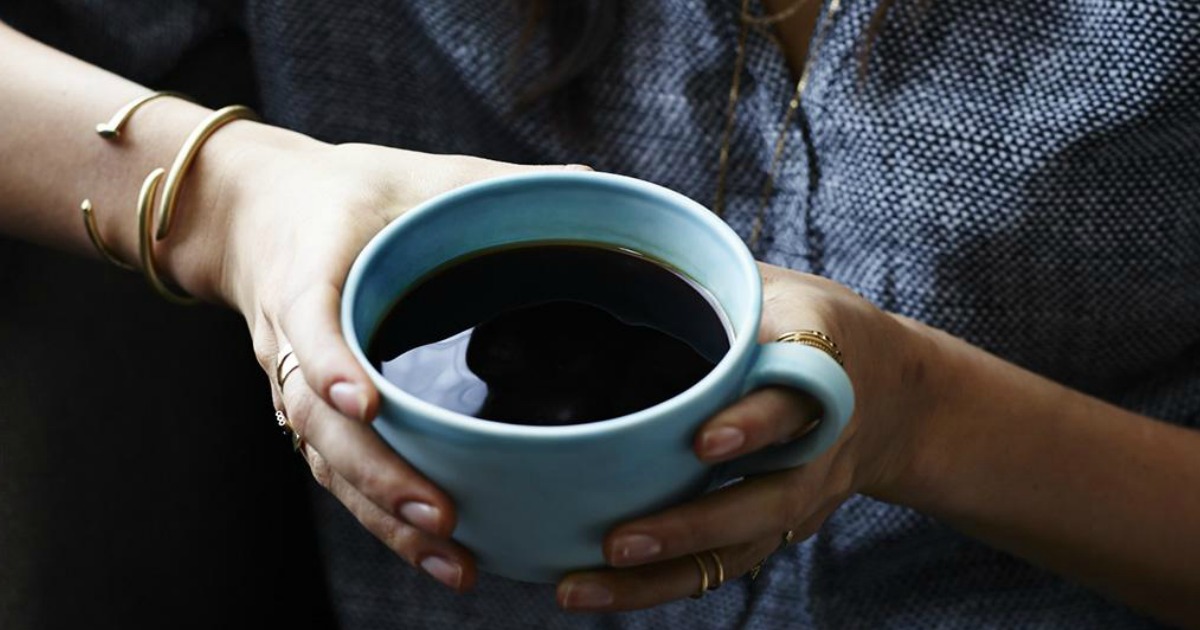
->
xmin=860 ymin=313 xmax=958 ymax=507
xmin=160 ymin=115 xmax=325 ymax=306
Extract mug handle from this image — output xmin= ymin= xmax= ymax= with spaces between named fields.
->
xmin=713 ymin=342 xmax=855 ymax=481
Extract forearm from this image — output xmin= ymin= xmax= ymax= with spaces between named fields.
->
xmin=0 ymin=21 xmax=297 ymax=301
xmin=890 ymin=317 xmax=1200 ymax=625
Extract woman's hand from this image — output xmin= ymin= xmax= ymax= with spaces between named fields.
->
xmin=184 ymin=121 xmax=587 ymax=593
xmin=555 ymin=262 xmax=935 ymax=611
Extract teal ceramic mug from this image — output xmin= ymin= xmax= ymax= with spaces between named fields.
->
xmin=341 ymin=172 xmax=854 ymax=583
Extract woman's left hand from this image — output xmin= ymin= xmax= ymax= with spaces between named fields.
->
xmin=556 ymin=262 xmax=934 ymax=611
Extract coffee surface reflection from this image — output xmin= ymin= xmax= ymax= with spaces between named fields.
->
xmin=368 ymin=244 xmax=731 ymax=425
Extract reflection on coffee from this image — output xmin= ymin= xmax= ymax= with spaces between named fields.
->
xmin=367 ymin=243 xmax=731 ymax=425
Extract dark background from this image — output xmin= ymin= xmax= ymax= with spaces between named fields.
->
xmin=0 ymin=22 xmax=336 ymax=630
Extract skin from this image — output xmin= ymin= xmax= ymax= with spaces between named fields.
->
xmin=762 ymin=0 xmax=825 ymax=81
xmin=2 ymin=18 xmax=1198 ymax=627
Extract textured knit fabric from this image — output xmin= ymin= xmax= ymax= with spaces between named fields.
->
xmin=5 ymin=0 xmax=1199 ymax=627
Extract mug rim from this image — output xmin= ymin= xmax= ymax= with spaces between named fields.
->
xmin=341 ymin=171 xmax=762 ymax=439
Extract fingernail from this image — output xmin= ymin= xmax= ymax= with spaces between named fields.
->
xmin=399 ymin=501 xmax=442 ymax=534
xmin=701 ymin=427 xmax=745 ymax=459
xmin=560 ymin=581 xmax=613 ymax=609
xmin=420 ymin=555 xmax=463 ymax=590
xmin=330 ymin=381 xmax=369 ymax=421
xmin=611 ymin=534 xmax=662 ymax=566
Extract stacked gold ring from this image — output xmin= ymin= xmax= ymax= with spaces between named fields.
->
xmin=689 ymin=550 xmax=727 ymax=599
xmin=276 ymin=348 xmax=301 ymax=390
xmin=275 ymin=347 xmax=306 ymax=454
xmin=775 ymin=330 xmax=844 ymax=366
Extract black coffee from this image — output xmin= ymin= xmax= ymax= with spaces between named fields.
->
xmin=367 ymin=243 xmax=731 ymax=426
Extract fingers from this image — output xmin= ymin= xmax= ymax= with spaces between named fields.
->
xmin=474 ymin=158 xmax=593 ymax=178
xmin=278 ymin=356 xmax=457 ymax=539
xmin=695 ymin=387 xmax=823 ymax=463
xmin=420 ymin=157 xmax=592 ymax=195
xmin=269 ymin=292 xmax=470 ymax=588
xmin=269 ymin=158 xmax=593 ymax=426
xmin=603 ymin=470 xmax=811 ymax=568
xmin=273 ymin=285 xmax=456 ymax=537
xmin=508 ymin=162 xmax=593 ymax=173
xmin=557 ymin=539 xmax=771 ymax=612
xmin=277 ymin=281 xmax=378 ymax=422
xmin=305 ymin=446 xmax=476 ymax=592
xmin=561 ymin=495 xmax=844 ymax=612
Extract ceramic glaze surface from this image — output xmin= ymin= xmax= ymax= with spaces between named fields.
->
xmin=342 ymin=172 xmax=853 ymax=582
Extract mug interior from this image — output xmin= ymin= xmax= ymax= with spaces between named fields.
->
xmin=343 ymin=172 xmax=761 ymax=433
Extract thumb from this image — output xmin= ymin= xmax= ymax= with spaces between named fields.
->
xmin=278 ymin=281 xmax=379 ymax=422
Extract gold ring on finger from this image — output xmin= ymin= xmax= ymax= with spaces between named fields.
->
xmin=275 ymin=408 xmax=306 ymax=455
xmin=706 ymin=550 xmax=725 ymax=590
xmin=689 ymin=553 xmax=710 ymax=599
xmin=276 ymin=349 xmax=301 ymax=390
xmin=775 ymin=330 xmax=844 ymax=367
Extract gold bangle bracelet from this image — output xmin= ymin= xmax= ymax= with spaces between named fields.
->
xmin=81 ymin=199 xmax=136 ymax=270
xmin=136 ymin=168 xmax=196 ymax=304
xmin=94 ymin=91 xmax=192 ymax=140
xmin=83 ymin=91 xmax=191 ymax=269
xmin=84 ymin=93 xmax=258 ymax=305
xmin=153 ymin=105 xmax=257 ymax=241
xmin=137 ymin=105 xmax=256 ymax=303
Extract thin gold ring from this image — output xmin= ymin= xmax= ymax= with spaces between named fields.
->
xmin=689 ymin=553 xmax=710 ymax=599
xmin=275 ymin=347 xmax=294 ymax=380
xmin=275 ymin=408 xmax=306 ymax=454
xmin=707 ymin=550 xmax=725 ymax=590
xmin=775 ymin=330 xmax=844 ymax=367
xmin=276 ymin=349 xmax=300 ymax=390
xmin=280 ymin=363 xmax=301 ymax=390
xmin=275 ymin=348 xmax=304 ymax=454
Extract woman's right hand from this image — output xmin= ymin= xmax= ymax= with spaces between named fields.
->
xmin=175 ymin=120 xmax=588 ymax=592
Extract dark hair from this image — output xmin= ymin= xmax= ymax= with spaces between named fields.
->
xmin=513 ymin=0 xmax=622 ymax=133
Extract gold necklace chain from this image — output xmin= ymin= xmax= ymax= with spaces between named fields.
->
xmin=713 ymin=0 xmax=843 ymax=253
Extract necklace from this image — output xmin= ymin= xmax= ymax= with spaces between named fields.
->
xmin=713 ymin=0 xmax=843 ymax=253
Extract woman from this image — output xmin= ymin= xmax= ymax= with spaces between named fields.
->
xmin=0 ymin=0 xmax=1196 ymax=627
